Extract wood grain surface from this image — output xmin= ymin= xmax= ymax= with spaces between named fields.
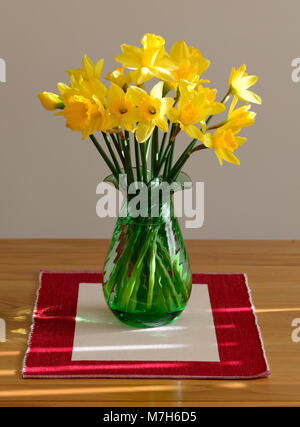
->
xmin=0 ymin=239 xmax=299 ymax=407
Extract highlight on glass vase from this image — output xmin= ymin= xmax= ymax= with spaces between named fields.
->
xmin=38 ymin=33 xmax=261 ymax=327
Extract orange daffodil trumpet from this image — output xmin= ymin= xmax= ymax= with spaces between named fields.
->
xmin=38 ymin=33 xmax=261 ymax=182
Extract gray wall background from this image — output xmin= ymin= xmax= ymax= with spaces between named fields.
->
xmin=0 ymin=0 xmax=299 ymax=239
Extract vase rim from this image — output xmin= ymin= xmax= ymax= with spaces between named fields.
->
xmin=104 ymin=168 xmax=192 ymax=193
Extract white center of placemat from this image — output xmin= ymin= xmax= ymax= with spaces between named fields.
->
xmin=72 ymin=283 xmax=220 ymax=362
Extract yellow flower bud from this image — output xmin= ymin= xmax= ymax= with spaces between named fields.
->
xmin=38 ymin=92 xmax=64 ymax=111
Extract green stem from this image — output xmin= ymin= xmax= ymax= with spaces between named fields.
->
xmin=146 ymin=231 xmax=157 ymax=310
xmin=162 ymin=148 xmax=171 ymax=178
xmin=155 ymin=255 xmax=181 ymax=308
xmin=134 ymin=136 xmax=141 ymax=181
xmin=157 ymin=131 xmax=168 ymax=167
xmin=120 ymin=235 xmax=152 ymax=310
xmin=119 ymin=132 xmax=134 ymax=185
xmin=124 ymin=131 xmax=134 ymax=183
xmin=167 ymin=139 xmax=197 ymax=182
xmin=161 ymin=123 xmax=176 ymax=178
xmin=145 ymin=137 xmax=151 ymax=159
xmin=110 ymin=133 xmax=126 ymax=170
xmin=151 ymin=126 xmax=159 ymax=178
xmin=103 ymin=226 xmax=142 ymax=300
xmin=89 ymin=134 xmax=118 ymax=179
xmin=154 ymin=269 xmax=169 ymax=312
xmin=116 ymin=133 xmax=128 ymax=176
xmin=155 ymin=236 xmax=188 ymax=300
xmin=167 ymin=139 xmax=175 ymax=175
xmin=101 ymin=132 xmax=121 ymax=174
xmin=220 ymin=89 xmax=231 ymax=104
xmin=139 ymin=142 xmax=148 ymax=184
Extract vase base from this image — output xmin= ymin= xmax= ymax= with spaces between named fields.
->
xmin=110 ymin=308 xmax=183 ymax=328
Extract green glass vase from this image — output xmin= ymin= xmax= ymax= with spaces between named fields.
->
xmin=102 ymin=173 xmax=192 ymax=328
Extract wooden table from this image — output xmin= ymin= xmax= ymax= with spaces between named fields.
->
xmin=0 ymin=239 xmax=299 ymax=407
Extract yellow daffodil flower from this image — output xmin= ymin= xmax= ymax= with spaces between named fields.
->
xmin=107 ymin=82 xmax=138 ymax=132
xmin=195 ymin=84 xmax=223 ymax=108
xmin=105 ymin=67 xmax=131 ymax=90
xmin=228 ymin=64 xmax=261 ymax=104
xmin=56 ymin=94 xmax=114 ymax=140
xmin=114 ymin=33 xmax=178 ymax=85
xmin=168 ymin=83 xmax=225 ymax=140
xmin=224 ymin=100 xmax=256 ymax=133
xmin=66 ymin=55 xmax=108 ymax=108
xmin=62 ymin=95 xmax=102 ymax=138
xmin=169 ymin=40 xmax=210 ymax=91
xmin=53 ymin=54 xmax=108 ymax=112
xmin=37 ymin=37 xmax=260 ymax=173
xmin=67 ymin=54 xmax=104 ymax=83
xmin=55 ymin=68 xmax=113 ymax=139
xmin=204 ymin=127 xmax=246 ymax=165
xmin=208 ymin=97 xmax=256 ymax=133
xmin=38 ymin=91 xmax=64 ymax=110
xmin=127 ymin=81 xmax=174 ymax=143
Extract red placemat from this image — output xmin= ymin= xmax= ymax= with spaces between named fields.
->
xmin=22 ymin=271 xmax=270 ymax=379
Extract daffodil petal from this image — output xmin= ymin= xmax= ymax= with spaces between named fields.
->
xmin=150 ymin=81 xmax=163 ymax=99
xmin=219 ymin=149 xmax=240 ymax=165
xmin=228 ymin=66 xmax=236 ymax=87
xmin=129 ymin=68 xmax=153 ymax=85
xmin=236 ymin=136 xmax=247 ymax=147
xmin=239 ymin=89 xmax=262 ymax=104
xmin=233 ymin=64 xmax=247 ymax=83
xmin=160 ymin=97 xmax=174 ymax=115
xmin=107 ymin=82 xmax=124 ymax=107
xmin=203 ymin=133 xmax=213 ymax=148
xmin=135 ymin=121 xmax=155 ymax=143
xmin=215 ymin=148 xmax=224 ymax=165
xmin=239 ymin=75 xmax=258 ymax=89
xmin=126 ymin=86 xmax=147 ymax=105
xmin=151 ymin=66 xmax=175 ymax=82
xmin=122 ymin=116 xmax=136 ymax=132
xmin=82 ymin=55 xmax=95 ymax=79
xmin=114 ymin=44 xmax=143 ymax=69
xmin=154 ymin=115 xmax=168 ymax=132
xmin=170 ymin=40 xmax=190 ymax=63
xmin=95 ymin=59 xmax=104 ymax=79
xmin=210 ymin=102 xmax=226 ymax=115
xmin=183 ymin=125 xmax=204 ymax=141
xmin=228 ymin=96 xmax=238 ymax=115
xmin=167 ymin=108 xmax=179 ymax=123
xmin=57 ymin=82 xmax=71 ymax=94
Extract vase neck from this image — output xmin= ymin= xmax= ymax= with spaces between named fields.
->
xmin=119 ymin=192 xmax=175 ymax=223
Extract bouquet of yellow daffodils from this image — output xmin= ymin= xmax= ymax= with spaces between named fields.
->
xmin=38 ymin=34 xmax=261 ymax=327
xmin=38 ymin=33 xmax=261 ymax=186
